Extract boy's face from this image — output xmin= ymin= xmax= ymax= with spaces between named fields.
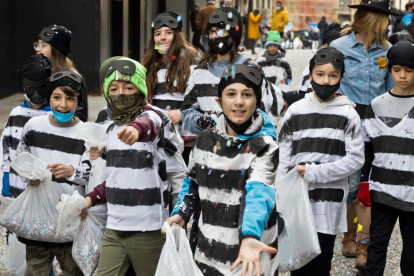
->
xmin=268 ymin=45 xmax=279 ymax=55
xmin=154 ymin=27 xmax=174 ymax=45
xmin=391 ymin=65 xmax=414 ymax=89
xmin=50 ymin=88 xmax=78 ymax=113
xmin=310 ymin=63 xmax=341 ymax=86
xmin=216 ymin=82 xmax=257 ymax=125
xmin=108 ymin=80 xmax=139 ymax=95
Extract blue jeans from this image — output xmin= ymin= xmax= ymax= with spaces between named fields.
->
xmin=347 ymin=169 xmax=361 ymax=204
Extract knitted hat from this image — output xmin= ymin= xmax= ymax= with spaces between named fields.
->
xmin=104 ymin=57 xmax=148 ymax=99
xmin=387 ymin=41 xmax=414 ymax=70
xmin=99 ymin=56 xmax=122 ymax=83
xmin=152 ymin=11 xmax=183 ymax=32
xmin=389 ymin=30 xmax=413 ymax=45
xmin=45 ymin=71 xmax=84 ymax=104
xmin=22 ymin=54 xmax=52 ymax=104
xmin=38 ymin=25 xmax=72 ymax=55
xmin=204 ymin=6 xmax=243 ymax=46
xmin=265 ymin=31 xmax=282 ymax=48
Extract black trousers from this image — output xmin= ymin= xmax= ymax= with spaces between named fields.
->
xmin=290 ymin=232 xmax=336 ymax=276
xmin=365 ymin=201 xmax=414 ymax=276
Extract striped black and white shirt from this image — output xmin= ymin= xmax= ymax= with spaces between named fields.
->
xmin=172 ymin=110 xmax=279 ymax=275
xmin=278 ymin=92 xmax=364 ymax=235
xmin=257 ymin=53 xmax=292 ymax=90
xmin=16 ymin=115 xmax=91 ymax=199
xmin=105 ymin=109 xmax=169 ymax=231
xmin=1 ymin=103 xmax=52 ymax=197
xmin=362 ymin=91 xmax=414 ymax=211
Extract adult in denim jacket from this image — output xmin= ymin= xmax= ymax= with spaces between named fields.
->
xmin=329 ymin=0 xmax=398 ymax=271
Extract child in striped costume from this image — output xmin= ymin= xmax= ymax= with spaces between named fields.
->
xmin=166 ymin=64 xmax=279 ymax=276
xmin=278 ymin=47 xmax=364 ymax=275
xmin=359 ymin=40 xmax=414 ymax=275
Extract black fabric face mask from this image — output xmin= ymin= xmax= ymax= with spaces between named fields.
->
xmin=311 ymin=80 xmax=340 ymax=101
xmin=208 ymin=36 xmax=234 ymax=55
xmin=223 ymin=114 xmax=253 ymax=135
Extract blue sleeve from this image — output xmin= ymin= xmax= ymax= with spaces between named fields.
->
xmin=181 ymin=108 xmax=205 ymax=135
xmin=385 ymin=69 xmax=395 ymax=92
xmin=239 ymin=181 xmax=276 ymax=241
xmin=171 ymin=177 xmax=200 ymax=223
xmin=2 ymin=172 xmax=12 ymax=197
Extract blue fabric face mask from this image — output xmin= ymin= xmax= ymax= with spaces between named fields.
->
xmin=53 ymin=109 xmax=75 ymax=123
xmin=276 ymin=6 xmax=281 ymax=10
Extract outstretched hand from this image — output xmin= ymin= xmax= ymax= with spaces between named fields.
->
xmin=118 ymin=126 xmax=139 ymax=145
xmin=230 ymin=237 xmax=277 ymax=276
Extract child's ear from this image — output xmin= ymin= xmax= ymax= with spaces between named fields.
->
xmin=215 ymin=97 xmax=222 ymax=109
xmin=309 ymin=74 xmax=313 ymax=82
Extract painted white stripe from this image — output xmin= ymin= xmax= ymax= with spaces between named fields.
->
xmin=370 ymin=181 xmax=414 ymax=203
xmin=106 ymin=167 xmax=163 ymax=189
xmin=199 ymin=186 xmax=242 ymax=205
xmin=290 ymin=151 xmax=341 ymax=166
xmin=293 ymin=128 xmax=345 ymax=142
xmin=372 ymin=153 xmax=414 ymax=172
xmin=198 ymin=214 xmax=240 ymax=245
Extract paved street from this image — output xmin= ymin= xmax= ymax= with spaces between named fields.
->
xmin=0 ymin=48 xmax=403 ymax=275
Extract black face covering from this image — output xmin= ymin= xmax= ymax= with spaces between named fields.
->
xmin=223 ymin=115 xmax=254 ymax=135
xmin=208 ymin=36 xmax=234 ymax=55
xmin=311 ymin=80 xmax=340 ymax=101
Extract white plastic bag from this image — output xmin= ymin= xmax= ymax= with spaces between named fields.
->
xmin=0 ymin=152 xmax=74 ymax=242
xmin=4 ymin=230 xmax=26 ymax=276
xmin=56 ymin=191 xmax=86 ymax=235
xmin=0 ymin=197 xmax=14 ymax=216
xmin=76 ymin=122 xmax=107 ymax=193
xmin=275 ymin=168 xmax=321 ymax=272
xmin=155 ymin=222 xmax=203 ymax=276
xmin=72 ymin=204 xmax=107 ymax=276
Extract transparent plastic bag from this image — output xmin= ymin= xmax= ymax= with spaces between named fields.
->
xmin=0 ymin=152 xmax=74 ymax=242
xmin=0 ymin=197 xmax=14 ymax=216
xmin=275 ymin=168 xmax=321 ymax=272
xmin=4 ymin=230 xmax=26 ymax=276
xmin=76 ymin=122 xmax=107 ymax=193
xmin=155 ymin=222 xmax=203 ymax=276
xmin=72 ymin=204 xmax=107 ymax=276
xmin=56 ymin=191 xmax=86 ymax=236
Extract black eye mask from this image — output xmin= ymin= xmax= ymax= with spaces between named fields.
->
xmin=49 ymin=71 xmax=82 ymax=84
xmin=208 ymin=11 xmax=239 ymax=28
xmin=105 ymin=60 xmax=137 ymax=77
xmin=152 ymin=16 xmax=179 ymax=30
xmin=38 ymin=27 xmax=55 ymax=42
xmin=314 ymin=48 xmax=345 ymax=72
xmin=222 ymin=65 xmax=263 ymax=85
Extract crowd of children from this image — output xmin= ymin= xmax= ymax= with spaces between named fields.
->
xmin=1 ymin=1 xmax=413 ymax=275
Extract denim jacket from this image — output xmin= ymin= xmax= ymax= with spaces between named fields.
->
xmin=330 ymin=32 xmax=394 ymax=107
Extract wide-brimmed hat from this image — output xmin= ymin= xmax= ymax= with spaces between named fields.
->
xmin=348 ymin=0 xmax=399 ymax=16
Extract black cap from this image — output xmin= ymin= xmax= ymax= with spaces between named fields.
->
xmin=22 ymin=54 xmax=53 ymax=104
xmin=387 ymin=40 xmax=414 ymax=70
xmin=205 ymin=6 xmax=243 ymax=46
xmin=46 ymin=71 xmax=84 ymax=104
xmin=38 ymin=25 xmax=72 ymax=55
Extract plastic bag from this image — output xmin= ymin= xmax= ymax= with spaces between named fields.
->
xmin=76 ymin=122 xmax=107 ymax=193
xmin=4 ymin=230 xmax=26 ymax=276
xmin=56 ymin=191 xmax=86 ymax=236
xmin=0 ymin=197 xmax=14 ymax=216
xmin=155 ymin=222 xmax=203 ymax=276
xmin=275 ymin=168 xmax=321 ymax=272
xmin=72 ymin=204 xmax=107 ymax=276
xmin=0 ymin=152 xmax=74 ymax=242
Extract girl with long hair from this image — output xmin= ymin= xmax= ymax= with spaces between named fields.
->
xmin=35 ymin=25 xmax=88 ymax=122
xmin=330 ymin=1 xmax=397 ymax=271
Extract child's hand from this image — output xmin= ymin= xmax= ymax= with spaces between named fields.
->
xmin=90 ymin=147 xmax=103 ymax=160
xmin=118 ymin=126 xmax=139 ymax=145
xmin=161 ymin=214 xmax=186 ymax=234
xmin=296 ymin=165 xmax=306 ymax=178
xmin=47 ymin=163 xmax=74 ymax=179
xmin=80 ymin=196 xmax=93 ymax=220
xmin=167 ymin=110 xmax=182 ymax=124
xmin=230 ymin=237 xmax=277 ymax=276
xmin=29 ymin=179 xmax=41 ymax=186
xmin=280 ymin=79 xmax=286 ymax=84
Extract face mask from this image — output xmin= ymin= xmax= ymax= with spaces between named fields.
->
xmin=276 ymin=6 xmax=281 ymax=11
xmin=208 ymin=36 xmax=234 ymax=55
xmin=154 ymin=43 xmax=171 ymax=55
xmin=53 ymin=110 xmax=75 ymax=123
xmin=25 ymin=93 xmax=46 ymax=105
xmin=311 ymin=80 xmax=340 ymax=101
xmin=107 ymin=93 xmax=147 ymax=125
xmin=224 ymin=115 xmax=254 ymax=135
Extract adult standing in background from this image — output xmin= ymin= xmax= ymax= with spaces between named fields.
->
xmin=247 ymin=9 xmax=262 ymax=54
xmin=195 ymin=0 xmax=218 ymax=51
xmin=271 ymin=1 xmax=289 ymax=38
xmin=317 ymin=16 xmax=328 ymax=48
xmin=189 ymin=0 xmax=205 ymax=52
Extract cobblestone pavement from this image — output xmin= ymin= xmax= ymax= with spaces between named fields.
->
xmin=0 ymin=49 xmax=403 ymax=275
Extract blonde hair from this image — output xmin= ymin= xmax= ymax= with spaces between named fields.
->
xmin=342 ymin=10 xmax=389 ymax=49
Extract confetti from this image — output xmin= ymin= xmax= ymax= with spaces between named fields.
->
xmin=235 ymin=25 xmax=240 ymax=32
xmin=172 ymin=55 xmax=177 ymax=61
xmin=177 ymin=15 xmax=182 ymax=22
xmin=228 ymin=12 xmax=233 ymax=19
xmin=173 ymin=79 xmax=178 ymax=87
